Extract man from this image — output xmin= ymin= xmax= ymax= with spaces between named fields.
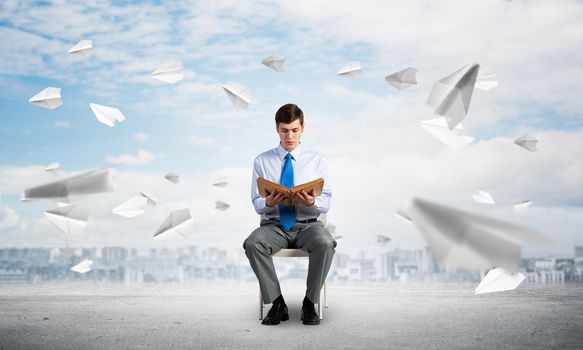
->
xmin=243 ymin=103 xmax=336 ymax=326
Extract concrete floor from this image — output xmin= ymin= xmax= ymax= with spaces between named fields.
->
xmin=1 ymin=281 xmax=582 ymax=349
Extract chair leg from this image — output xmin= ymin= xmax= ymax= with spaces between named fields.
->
xmin=324 ymin=279 xmax=328 ymax=308
xmin=259 ymin=288 xmax=263 ymax=320
xmin=318 ymin=286 xmax=324 ymax=320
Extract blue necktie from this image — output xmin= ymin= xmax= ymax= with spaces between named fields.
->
xmin=279 ymin=153 xmax=296 ymax=229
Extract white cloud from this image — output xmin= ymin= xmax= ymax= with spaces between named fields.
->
xmin=186 ymin=136 xmax=234 ymax=156
xmin=106 ymin=149 xmax=155 ymax=166
xmin=0 ymin=206 xmax=20 ymax=233
xmin=134 ymin=132 xmax=149 ymax=143
xmin=54 ymin=120 xmax=71 ymax=128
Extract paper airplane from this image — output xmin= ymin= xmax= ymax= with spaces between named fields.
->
xmin=45 ymin=204 xmax=89 ymax=235
xmin=513 ymin=199 xmax=533 ymax=211
xmin=395 ymin=208 xmax=413 ymax=223
xmin=151 ymin=60 xmax=183 ymax=84
xmin=29 ymin=87 xmax=62 ymax=110
xmin=261 ymin=55 xmax=285 ymax=72
xmin=222 ymin=83 xmax=253 ymax=109
xmin=140 ymin=192 xmax=158 ymax=206
xmin=384 ymin=67 xmax=418 ymax=89
xmin=333 ymin=235 xmax=344 ymax=241
xmin=427 ymin=63 xmax=480 ymax=130
xmin=153 ymin=208 xmax=194 ymax=240
xmin=337 ymin=61 xmax=362 ymax=77
xmin=514 ymin=135 xmax=538 ymax=152
xmin=419 ymin=117 xmax=474 ymax=149
xmin=472 ymin=190 xmax=496 ymax=204
xmin=376 ymin=234 xmax=391 ymax=246
xmin=23 ymin=168 xmax=114 ymax=200
xmin=327 ymin=223 xmax=337 ymax=236
xmin=408 ymin=198 xmax=548 ymax=273
xmin=89 ymin=103 xmax=126 ymax=127
xmin=71 ymin=259 xmax=93 ymax=273
xmin=215 ymin=201 xmax=230 ymax=211
xmin=475 ymin=267 xmax=525 ymax=294
xmin=212 ymin=179 xmax=228 ymax=187
xmin=164 ymin=173 xmax=179 ymax=184
xmin=112 ymin=196 xmax=148 ymax=218
xmin=475 ymin=73 xmax=498 ymax=91
xmin=45 ymin=162 xmax=60 ymax=172
xmin=68 ymin=40 xmax=93 ymax=56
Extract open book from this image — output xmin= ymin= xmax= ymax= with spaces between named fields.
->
xmin=257 ymin=177 xmax=324 ymax=206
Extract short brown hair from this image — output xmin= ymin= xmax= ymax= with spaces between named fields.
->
xmin=275 ymin=103 xmax=304 ymax=126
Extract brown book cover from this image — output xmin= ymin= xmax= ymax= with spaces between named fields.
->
xmin=257 ymin=177 xmax=324 ymax=206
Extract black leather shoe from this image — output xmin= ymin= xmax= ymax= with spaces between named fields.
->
xmin=301 ymin=298 xmax=320 ymax=325
xmin=262 ymin=300 xmax=289 ymax=325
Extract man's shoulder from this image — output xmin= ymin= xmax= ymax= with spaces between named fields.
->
xmin=301 ymin=148 xmax=326 ymax=161
xmin=254 ymin=146 xmax=279 ymax=163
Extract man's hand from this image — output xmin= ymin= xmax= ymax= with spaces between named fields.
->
xmin=294 ymin=190 xmax=315 ymax=206
xmin=265 ymin=190 xmax=288 ymax=207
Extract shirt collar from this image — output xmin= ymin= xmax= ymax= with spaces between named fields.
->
xmin=277 ymin=142 xmax=302 ymax=161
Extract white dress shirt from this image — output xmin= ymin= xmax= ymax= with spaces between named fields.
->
xmin=251 ymin=143 xmax=332 ymax=221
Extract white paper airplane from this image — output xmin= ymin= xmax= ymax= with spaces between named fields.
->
xmin=427 ymin=63 xmax=480 ymax=130
xmin=68 ymin=40 xmax=93 ymax=56
xmin=153 ymin=208 xmax=194 ymax=240
xmin=384 ymin=67 xmax=418 ymax=90
xmin=395 ymin=208 xmax=413 ymax=223
xmin=337 ymin=61 xmax=362 ymax=77
xmin=45 ymin=204 xmax=89 ymax=235
xmin=475 ymin=267 xmax=525 ymax=294
xmin=29 ymin=87 xmax=62 ymax=110
xmin=513 ymin=199 xmax=533 ymax=211
xmin=514 ymin=135 xmax=538 ymax=152
xmin=475 ymin=73 xmax=498 ymax=91
xmin=334 ymin=235 xmax=344 ymax=241
xmin=222 ymin=83 xmax=253 ymax=109
xmin=261 ymin=55 xmax=285 ymax=72
xmin=419 ymin=117 xmax=474 ymax=149
xmin=327 ymin=223 xmax=337 ymax=236
xmin=112 ymin=196 xmax=148 ymax=218
xmin=71 ymin=259 xmax=93 ymax=273
xmin=408 ymin=198 xmax=548 ymax=273
xmin=151 ymin=60 xmax=183 ymax=84
xmin=472 ymin=190 xmax=496 ymax=204
xmin=212 ymin=179 xmax=228 ymax=187
xmin=164 ymin=173 xmax=179 ymax=184
xmin=140 ymin=192 xmax=158 ymax=206
xmin=45 ymin=162 xmax=60 ymax=172
xmin=89 ymin=103 xmax=126 ymax=127
xmin=215 ymin=201 xmax=230 ymax=211
xmin=376 ymin=234 xmax=391 ymax=246
xmin=23 ymin=168 xmax=114 ymax=200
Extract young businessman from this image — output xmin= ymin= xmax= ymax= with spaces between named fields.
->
xmin=243 ymin=103 xmax=336 ymax=325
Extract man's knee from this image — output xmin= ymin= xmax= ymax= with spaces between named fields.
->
xmin=309 ymin=228 xmax=337 ymax=251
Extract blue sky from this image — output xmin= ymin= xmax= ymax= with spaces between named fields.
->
xmin=1 ymin=0 xmax=582 ymax=258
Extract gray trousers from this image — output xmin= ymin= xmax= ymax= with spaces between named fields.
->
xmin=243 ymin=219 xmax=336 ymax=305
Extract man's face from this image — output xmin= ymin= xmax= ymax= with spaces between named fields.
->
xmin=277 ymin=119 xmax=304 ymax=151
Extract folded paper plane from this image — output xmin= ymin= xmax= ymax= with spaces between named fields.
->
xmin=151 ymin=60 xmax=183 ymax=84
xmin=408 ymin=198 xmax=548 ymax=273
xmin=262 ymin=55 xmax=285 ymax=72
xmin=337 ymin=61 xmax=362 ymax=77
xmin=377 ymin=234 xmax=391 ymax=246
xmin=475 ymin=73 xmax=498 ymax=91
xmin=514 ymin=135 xmax=538 ymax=152
xmin=385 ymin=67 xmax=418 ymax=90
xmin=475 ymin=267 xmax=525 ymax=294
xmin=215 ymin=201 xmax=230 ymax=211
xmin=222 ymin=83 xmax=253 ymax=109
xmin=45 ymin=162 xmax=60 ymax=172
xmin=29 ymin=87 xmax=62 ymax=110
xmin=140 ymin=192 xmax=158 ymax=206
xmin=395 ymin=208 xmax=413 ymax=223
xmin=513 ymin=199 xmax=533 ymax=211
xmin=153 ymin=208 xmax=194 ymax=240
xmin=45 ymin=204 xmax=89 ymax=235
xmin=419 ymin=117 xmax=474 ymax=149
xmin=212 ymin=179 xmax=228 ymax=187
xmin=472 ymin=190 xmax=495 ymax=204
xmin=89 ymin=103 xmax=126 ymax=127
xmin=427 ymin=63 xmax=480 ymax=130
xmin=68 ymin=40 xmax=93 ymax=56
xmin=71 ymin=259 xmax=93 ymax=273
xmin=164 ymin=173 xmax=179 ymax=184
xmin=112 ymin=196 xmax=148 ymax=218
xmin=23 ymin=168 xmax=114 ymax=200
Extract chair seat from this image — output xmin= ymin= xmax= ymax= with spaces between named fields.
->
xmin=273 ymin=248 xmax=309 ymax=258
